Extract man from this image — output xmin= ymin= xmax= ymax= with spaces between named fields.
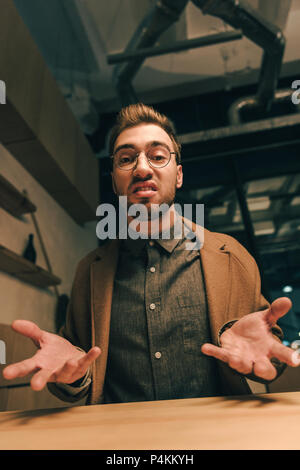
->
xmin=3 ymin=104 xmax=299 ymax=405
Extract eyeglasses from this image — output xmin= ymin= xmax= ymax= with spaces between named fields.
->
xmin=112 ymin=146 xmax=176 ymax=170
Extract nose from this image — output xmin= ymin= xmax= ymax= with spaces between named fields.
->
xmin=132 ymin=152 xmax=154 ymax=178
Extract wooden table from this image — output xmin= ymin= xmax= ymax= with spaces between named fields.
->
xmin=1 ymin=391 xmax=300 ymax=450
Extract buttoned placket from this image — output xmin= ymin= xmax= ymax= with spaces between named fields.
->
xmin=144 ymin=241 xmax=170 ymax=399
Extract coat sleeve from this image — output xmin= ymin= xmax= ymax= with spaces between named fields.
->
xmin=217 ymin=234 xmax=287 ymax=385
xmin=47 ymin=254 xmax=95 ymax=403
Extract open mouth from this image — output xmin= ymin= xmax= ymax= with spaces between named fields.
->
xmin=134 ymin=187 xmax=157 ymax=193
xmin=132 ymin=183 xmax=158 ymax=194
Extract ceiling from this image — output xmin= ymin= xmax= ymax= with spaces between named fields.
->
xmin=11 ymin=0 xmax=300 ymax=300
xmin=13 ymin=0 xmax=300 ymax=135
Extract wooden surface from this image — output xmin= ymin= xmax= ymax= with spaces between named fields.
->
xmin=1 ymin=391 xmax=300 ymax=450
xmin=0 ymin=174 xmax=36 ymax=217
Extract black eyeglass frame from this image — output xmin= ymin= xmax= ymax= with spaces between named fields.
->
xmin=110 ymin=150 xmax=177 ymax=171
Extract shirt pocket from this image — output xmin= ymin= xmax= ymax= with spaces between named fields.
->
xmin=176 ymin=296 xmax=203 ymax=355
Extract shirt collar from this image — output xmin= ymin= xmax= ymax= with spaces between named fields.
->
xmin=121 ymin=211 xmax=185 ymax=255
xmin=153 ymin=219 xmax=183 ymax=254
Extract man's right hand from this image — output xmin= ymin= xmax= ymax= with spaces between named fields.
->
xmin=2 ymin=320 xmax=101 ymax=391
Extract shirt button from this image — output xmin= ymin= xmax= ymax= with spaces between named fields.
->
xmin=150 ymin=266 xmax=156 ymax=273
xmin=155 ymin=352 xmax=162 ymax=359
xmin=149 ymin=303 xmax=156 ymax=310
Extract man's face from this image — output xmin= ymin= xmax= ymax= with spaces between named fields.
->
xmin=111 ymin=124 xmax=183 ymax=213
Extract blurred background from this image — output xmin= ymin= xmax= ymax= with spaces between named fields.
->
xmin=0 ymin=0 xmax=300 ymax=409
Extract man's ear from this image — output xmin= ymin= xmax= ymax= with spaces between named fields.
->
xmin=176 ymin=165 xmax=183 ymax=189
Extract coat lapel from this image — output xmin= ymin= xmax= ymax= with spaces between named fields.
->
xmin=181 ymin=218 xmax=251 ymax=395
xmin=182 ymin=217 xmax=231 ymax=345
xmin=200 ymin=233 xmax=231 ymax=344
xmin=89 ymin=239 xmax=120 ymax=404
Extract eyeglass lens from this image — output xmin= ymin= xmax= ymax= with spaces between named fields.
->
xmin=114 ymin=146 xmax=171 ymax=169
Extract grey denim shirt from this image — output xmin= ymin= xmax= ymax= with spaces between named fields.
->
xmin=103 ymin=221 xmax=222 ymax=403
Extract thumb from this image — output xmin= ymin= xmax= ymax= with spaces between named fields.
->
xmin=265 ymin=297 xmax=292 ymax=326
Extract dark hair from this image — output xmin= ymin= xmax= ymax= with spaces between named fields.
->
xmin=109 ymin=103 xmax=181 ymax=164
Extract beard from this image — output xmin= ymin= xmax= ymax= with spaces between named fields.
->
xmin=126 ymin=184 xmax=178 ymax=238
xmin=126 ymin=183 xmax=178 ymax=221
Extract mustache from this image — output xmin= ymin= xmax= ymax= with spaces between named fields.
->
xmin=130 ymin=175 xmax=152 ymax=186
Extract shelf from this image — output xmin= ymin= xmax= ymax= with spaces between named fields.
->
xmin=0 ymin=174 xmax=36 ymax=217
xmin=0 ymin=244 xmax=61 ymax=288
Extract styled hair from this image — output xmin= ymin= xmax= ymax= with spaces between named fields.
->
xmin=109 ymin=103 xmax=181 ymax=164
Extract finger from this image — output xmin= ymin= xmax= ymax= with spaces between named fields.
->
xmin=227 ymin=356 xmax=253 ymax=375
xmin=201 ymin=343 xmax=229 ymax=363
xmin=71 ymin=348 xmax=101 ymax=380
xmin=11 ymin=320 xmax=42 ymax=347
xmin=253 ymin=358 xmax=277 ymax=381
xmin=30 ymin=369 xmax=53 ymax=391
xmin=77 ymin=347 xmax=101 ymax=369
xmin=2 ymin=357 xmax=37 ymax=380
xmin=271 ymin=341 xmax=300 ymax=367
xmin=265 ymin=297 xmax=292 ymax=326
xmin=54 ymin=347 xmax=101 ymax=383
xmin=54 ymin=359 xmax=79 ymax=383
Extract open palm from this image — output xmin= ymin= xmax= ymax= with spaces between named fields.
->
xmin=3 ymin=320 xmax=101 ymax=391
xmin=201 ymin=297 xmax=300 ymax=380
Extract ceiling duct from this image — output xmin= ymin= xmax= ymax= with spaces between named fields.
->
xmin=113 ymin=0 xmax=289 ymax=113
xmin=191 ymin=0 xmax=286 ymax=113
xmin=113 ymin=0 xmax=190 ymax=106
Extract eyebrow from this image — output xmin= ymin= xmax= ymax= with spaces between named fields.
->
xmin=113 ymin=140 xmax=172 ymax=155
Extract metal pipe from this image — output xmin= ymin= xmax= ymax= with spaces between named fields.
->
xmin=228 ymin=89 xmax=300 ymax=125
xmin=113 ymin=0 xmax=287 ymax=110
xmin=108 ymin=30 xmax=242 ymax=64
xmin=113 ymin=0 xmax=189 ymax=105
xmin=191 ymin=0 xmax=286 ymax=111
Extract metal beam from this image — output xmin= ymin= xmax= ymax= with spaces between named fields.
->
xmin=233 ymin=158 xmax=270 ymax=298
xmin=179 ymin=113 xmax=300 ymax=163
xmin=107 ymin=30 xmax=242 ymax=64
xmin=210 ymin=200 xmax=300 ymax=228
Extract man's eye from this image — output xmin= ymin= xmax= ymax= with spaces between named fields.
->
xmin=151 ymin=155 xmax=165 ymax=161
xmin=119 ymin=154 xmax=135 ymax=164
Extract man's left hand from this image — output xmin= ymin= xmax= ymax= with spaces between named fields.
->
xmin=201 ymin=297 xmax=300 ymax=381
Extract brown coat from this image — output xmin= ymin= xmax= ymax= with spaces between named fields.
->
xmin=50 ymin=218 xmax=277 ymax=405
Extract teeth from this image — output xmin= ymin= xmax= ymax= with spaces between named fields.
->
xmin=136 ymin=187 xmax=155 ymax=191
